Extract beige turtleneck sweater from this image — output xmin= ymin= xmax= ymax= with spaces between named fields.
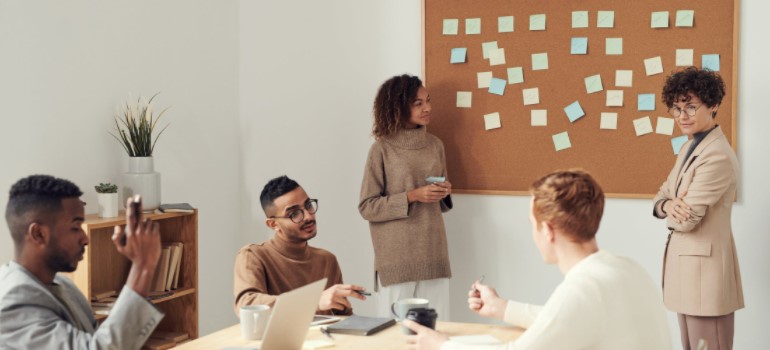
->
xmin=359 ymin=126 xmax=452 ymax=287
xmin=233 ymin=237 xmax=348 ymax=315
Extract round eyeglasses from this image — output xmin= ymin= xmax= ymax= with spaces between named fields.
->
xmin=269 ymin=199 xmax=318 ymax=223
xmin=668 ymin=104 xmax=703 ymax=118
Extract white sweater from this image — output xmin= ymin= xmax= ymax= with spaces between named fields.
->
xmin=442 ymin=250 xmax=672 ymax=350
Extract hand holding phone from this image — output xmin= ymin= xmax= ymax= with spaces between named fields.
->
xmin=425 ymin=176 xmax=446 ymax=184
xmin=122 ymin=195 xmax=142 ymax=246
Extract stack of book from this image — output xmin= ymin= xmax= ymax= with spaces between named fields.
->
xmin=90 ymin=290 xmax=117 ymax=316
xmin=150 ymin=242 xmax=184 ymax=293
xmin=142 ymin=330 xmax=190 ymax=350
xmin=158 ymin=203 xmax=194 ymax=213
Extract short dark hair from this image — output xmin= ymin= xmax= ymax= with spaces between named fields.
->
xmin=530 ymin=169 xmax=604 ymax=242
xmin=372 ymin=74 xmax=423 ymax=139
xmin=662 ymin=66 xmax=726 ymax=111
xmin=5 ymin=175 xmax=83 ymax=246
xmin=259 ymin=175 xmax=299 ymax=215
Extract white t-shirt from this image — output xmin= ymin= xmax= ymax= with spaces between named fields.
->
xmin=442 ymin=250 xmax=672 ymax=350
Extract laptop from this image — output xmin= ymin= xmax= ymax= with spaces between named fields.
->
xmin=258 ymin=278 xmax=327 ymax=350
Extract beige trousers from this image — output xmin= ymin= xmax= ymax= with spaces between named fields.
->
xmin=677 ymin=312 xmax=734 ymax=350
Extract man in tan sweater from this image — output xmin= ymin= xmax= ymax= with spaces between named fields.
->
xmin=233 ymin=175 xmax=366 ymax=316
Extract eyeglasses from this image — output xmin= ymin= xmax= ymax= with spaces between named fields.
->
xmin=668 ymin=104 xmax=704 ymax=118
xmin=269 ymin=199 xmax=318 ymax=223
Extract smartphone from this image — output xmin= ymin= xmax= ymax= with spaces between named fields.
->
xmin=122 ymin=195 xmax=141 ymax=246
xmin=425 ymin=176 xmax=446 ymax=184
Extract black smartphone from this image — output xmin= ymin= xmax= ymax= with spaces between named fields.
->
xmin=122 ymin=195 xmax=141 ymax=246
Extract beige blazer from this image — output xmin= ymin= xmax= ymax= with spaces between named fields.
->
xmin=653 ymin=126 xmax=744 ymax=316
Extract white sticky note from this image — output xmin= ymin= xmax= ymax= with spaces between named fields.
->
xmin=489 ymin=47 xmax=506 ymax=66
xmin=443 ymin=19 xmax=459 ymax=35
xmin=456 ymin=91 xmax=472 ymax=108
xmin=651 ymin=11 xmax=669 ymax=28
xmin=633 ymin=116 xmax=654 ymax=136
xmin=529 ymin=14 xmax=546 ymax=31
xmin=597 ymin=11 xmax=615 ymax=28
xmin=498 ymin=16 xmax=514 ymax=33
xmin=531 ymin=110 xmax=547 ymax=126
xmin=606 ymin=38 xmax=623 ymax=55
xmin=572 ymin=11 xmax=588 ymax=28
xmin=656 ymin=117 xmax=675 ymax=135
xmin=676 ymin=10 xmax=695 ymax=27
xmin=477 ymin=72 xmax=493 ymax=88
xmin=507 ymin=67 xmax=524 ymax=84
xmin=606 ymin=90 xmax=623 ymax=107
xmin=584 ymin=74 xmax=603 ymax=94
xmin=466 ymin=18 xmax=481 ymax=34
xmin=644 ymin=56 xmax=664 ymax=76
xmin=676 ymin=49 xmax=694 ymax=66
xmin=523 ymin=87 xmax=540 ymax=105
xmin=484 ymin=112 xmax=501 ymax=130
xmin=616 ymin=70 xmax=633 ymax=87
xmin=600 ymin=112 xmax=618 ymax=129
xmin=482 ymin=41 xmax=499 ymax=59
xmin=532 ymin=53 xmax=548 ymax=70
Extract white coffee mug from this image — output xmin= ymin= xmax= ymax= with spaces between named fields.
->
xmin=390 ymin=298 xmax=429 ymax=321
xmin=239 ymin=305 xmax=270 ymax=340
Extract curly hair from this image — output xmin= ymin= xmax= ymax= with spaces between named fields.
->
xmin=260 ymin=175 xmax=300 ymax=215
xmin=372 ymin=74 xmax=423 ymax=139
xmin=530 ymin=169 xmax=605 ymax=242
xmin=662 ymin=66 xmax=726 ymax=111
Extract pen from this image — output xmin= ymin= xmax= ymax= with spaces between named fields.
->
xmin=354 ymin=290 xmax=371 ymax=296
xmin=472 ymin=274 xmax=485 ymax=293
xmin=320 ymin=326 xmax=335 ymax=340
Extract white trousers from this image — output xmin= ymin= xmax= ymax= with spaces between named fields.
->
xmin=376 ymin=276 xmax=450 ymax=321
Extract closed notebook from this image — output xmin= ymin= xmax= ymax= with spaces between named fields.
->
xmin=325 ymin=315 xmax=396 ymax=336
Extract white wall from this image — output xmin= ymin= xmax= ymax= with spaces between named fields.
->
xmin=0 ymin=1 xmax=241 ymax=335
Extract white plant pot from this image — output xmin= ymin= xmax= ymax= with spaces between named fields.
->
xmin=97 ymin=193 xmax=119 ymax=218
xmin=123 ymin=156 xmax=161 ymax=211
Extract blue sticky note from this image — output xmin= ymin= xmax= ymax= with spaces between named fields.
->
xmin=571 ymin=37 xmax=588 ymax=54
xmin=671 ymin=135 xmax=688 ymax=155
xmin=564 ymin=101 xmax=585 ymax=122
xmin=450 ymin=48 xmax=467 ymax=64
xmin=488 ymin=78 xmax=506 ymax=96
xmin=702 ymin=54 xmax=720 ymax=71
xmin=638 ymin=94 xmax=655 ymax=111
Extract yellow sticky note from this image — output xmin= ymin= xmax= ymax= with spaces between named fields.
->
xmin=656 ymin=117 xmax=675 ymax=135
xmin=523 ymin=87 xmax=540 ymax=105
xmin=529 ymin=14 xmax=546 ymax=31
xmin=507 ymin=67 xmax=524 ymax=84
xmin=477 ymin=72 xmax=493 ymax=88
xmin=644 ymin=56 xmax=663 ymax=76
xmin=616 ymin=70 xmax=632 ymax=87
xmin=552 ymin=132 xmax=571 ymax=151
xmin=456 ymin=91 xmax=472 ymax=108
xmin=606 ymin=38 xmax=622 ymax=55
xmin=532 ymin=53 xmax=548 ymax=70
xmin=633 ymin=116 xmax=653 ymax=136
xmin=443 ymin=19 xmax=459 ymax=35
xmin=600 ymin=112 xmax=618 ymax=130
xmin=676 ymin=49 xmax=694 ymax=66
xmin=481 ymin=41 xmax=498 ymax=59
xmin=466 ymin=18 xmax=481 ymax=34
xmin=489 ymin=48 xmax=506 ymax=66
xmin=498 ymin=16 xmax=514 ymax=33
xmin=606 ymin=90 xmax=623 ymax=107
xmin=584 ymin=74 xmax=603 ymax=94
xmin=531 ymin=110 xmax=547 ymax=126
xmin=484 ymin=112 xmax=501 ymax=130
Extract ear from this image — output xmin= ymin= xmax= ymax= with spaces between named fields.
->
xmin=265 ymin=218 xmax=278 ymax=231
xmin=711 ymin=104 xmax=719 ymax=118
xmin=28 ymin=222 xmax=49 ymax=246
xmin=542 ymin=222 xmax=556 ymax=243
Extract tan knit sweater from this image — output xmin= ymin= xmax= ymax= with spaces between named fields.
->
xmin=359 ymin=126 xmax=452 ymax=287
xmin=232 ymin=236 xmax=348 ymax=315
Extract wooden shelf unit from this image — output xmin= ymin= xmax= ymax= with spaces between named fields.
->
xmin=63 ymin=210 xmax=199 ymax=340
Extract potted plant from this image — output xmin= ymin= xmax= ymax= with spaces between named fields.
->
xmin=95 ymin=182 xmax=119 ymax=218
xmin=110 ymin=93 xmax=170 ymax=211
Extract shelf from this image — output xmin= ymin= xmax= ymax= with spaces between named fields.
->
xmin=93 ymin=287 xmax=196 ymax=321
xmin=82 ymin=210 xmax=195 ymax=230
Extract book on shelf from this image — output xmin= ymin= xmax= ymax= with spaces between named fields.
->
xmin=158 ymin=203 xmax=194 ymax=213
xmin=150 ymin=330 xmax=189 ymax=343
xmin=165 ymin=243 xmax=183 ymax=291
xmin=150 ymin=242 xmax=184 ymax=293
xmin=142 ymin=337 xmax=176 ymax=350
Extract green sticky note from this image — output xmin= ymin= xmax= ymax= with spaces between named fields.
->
xmin=443 ymin=19 xmax=459 ymax=35
xmin=702 ymin=54 xmax=720 ymax=71
xmin=498 ymin=16 xmax=514 ymax=33
xmin=564 ymin=101 xmax=585 ymax=122
xmin=466 ymin=18 xmax=481 ymax=34
xmin=529 ymin=14 xmax=546 ymax=31
xmin=638 ymin=94 xmax=656 ymax=111
xmin=676 ymin=10 xmax=694 ymax=27
xmin=571 ymin=37 xmax=588 ymax=55
xmin=572 ymin=11 xmax=588 ymax=28
xmin=553 ymin=132 xmax=572 ymax=151
xmin=597 ymin=11 xmax=614 ymax=28
xmin=488 ymin=78 xmax=506 ymax=96
xmin=584 ymin=74 xmax=603 ymax=94
xmin=507 ymin=67 xmax=524 ymax=84
xmin=532 ymin=52 xmax=548 ymax=70
xmin=651 ymin=11 xmax=669 ymax=28
xmin=606 ymin=38 xmax=622 ymax=55
xmin=482 ymin=41 xmax=498 ymax=59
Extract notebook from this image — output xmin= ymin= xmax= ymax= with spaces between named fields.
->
xmin=325 ymin=315 xmax=396 ymax=336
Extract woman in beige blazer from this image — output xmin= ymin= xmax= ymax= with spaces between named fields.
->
xmin=652 ymin=67 xmax=744 ymax=350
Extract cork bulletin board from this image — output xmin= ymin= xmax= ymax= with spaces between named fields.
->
xmin=423 ymin=0 xmax=739 ymax=197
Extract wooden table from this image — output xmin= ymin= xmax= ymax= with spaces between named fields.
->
xmin=175 ymin=320 xmax=523 ymax=349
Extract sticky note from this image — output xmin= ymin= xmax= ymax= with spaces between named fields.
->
xmin=651 ymin=11 xmax=669 ymax=28
xmin=531 ymin=110 xmax=547 ymax=126
xmin=530 ymin=14 xmax=546 ymax=31
xmin=564 ymin=101 xmax=585 ymax=122
xmin=633 ymin=116 xmax=653 ymax=136
xmin=489 ymin=48 xmax=506 ymax=66
xmin=532 ymin=53 xmax=548 ymax=70
xmin=571 ymin=37 xmax=588 ymax=55
xmin=702 ymin=54 xmax=720 ymax=71
xmin=584 ymin=74 xmax=603 ymax=94
xmin=523 ymin=87 xmax=540 ymax=105
xmin=450 ymin=48 xmax=467 ymax=64
xmin=572 ymin=11 xmax=588 ymax=28
xmin=482 ymin=41 xmax=498 ymax=59
xmin=489 ymin=78 xmax=506 ymax=96
xmin=676 ymin=10 xmax=694 ymax=27
xmin=498 ymin=16 xmax=514 ymax=33
xmin=638 ymin=94 xmax=656 ymax=111
xmin=644 ymin=56 xmax=664 ymax=76
xmin=484 ymin=112 xmax=501 ymax=130
xmin=671 ymin=135 xmax=688 ymax=155
xmin=597 ymin=11 xmax=615 ymax=28
xmin=443 ymin=19 xmax=459 ymax=35
xmin=600 ymin=112 xmax=618 ymax=129
xmin=456 ymin=91 xmax=472 ymax=108
xmin=477 ymin=72 xmax=493 ymax=88
xmin=676 ymin=49 xmax=694 ymax=66
xmin=553 ymin=132 xmax=571 ymax=151
xmin=466 ymin=18 xmax=481 ymax=34
xmin=606 ymin=90 xmax=623 ymax=107
xmin=507 ymin=67 xmax=524 ymax=84
xmin=616 ymin=70 xmax=632 ymax=87
xmin=606 ymin=38 xmax=622 ymax=55
xmin=656 ymin=117 xmax=675 ymax=135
